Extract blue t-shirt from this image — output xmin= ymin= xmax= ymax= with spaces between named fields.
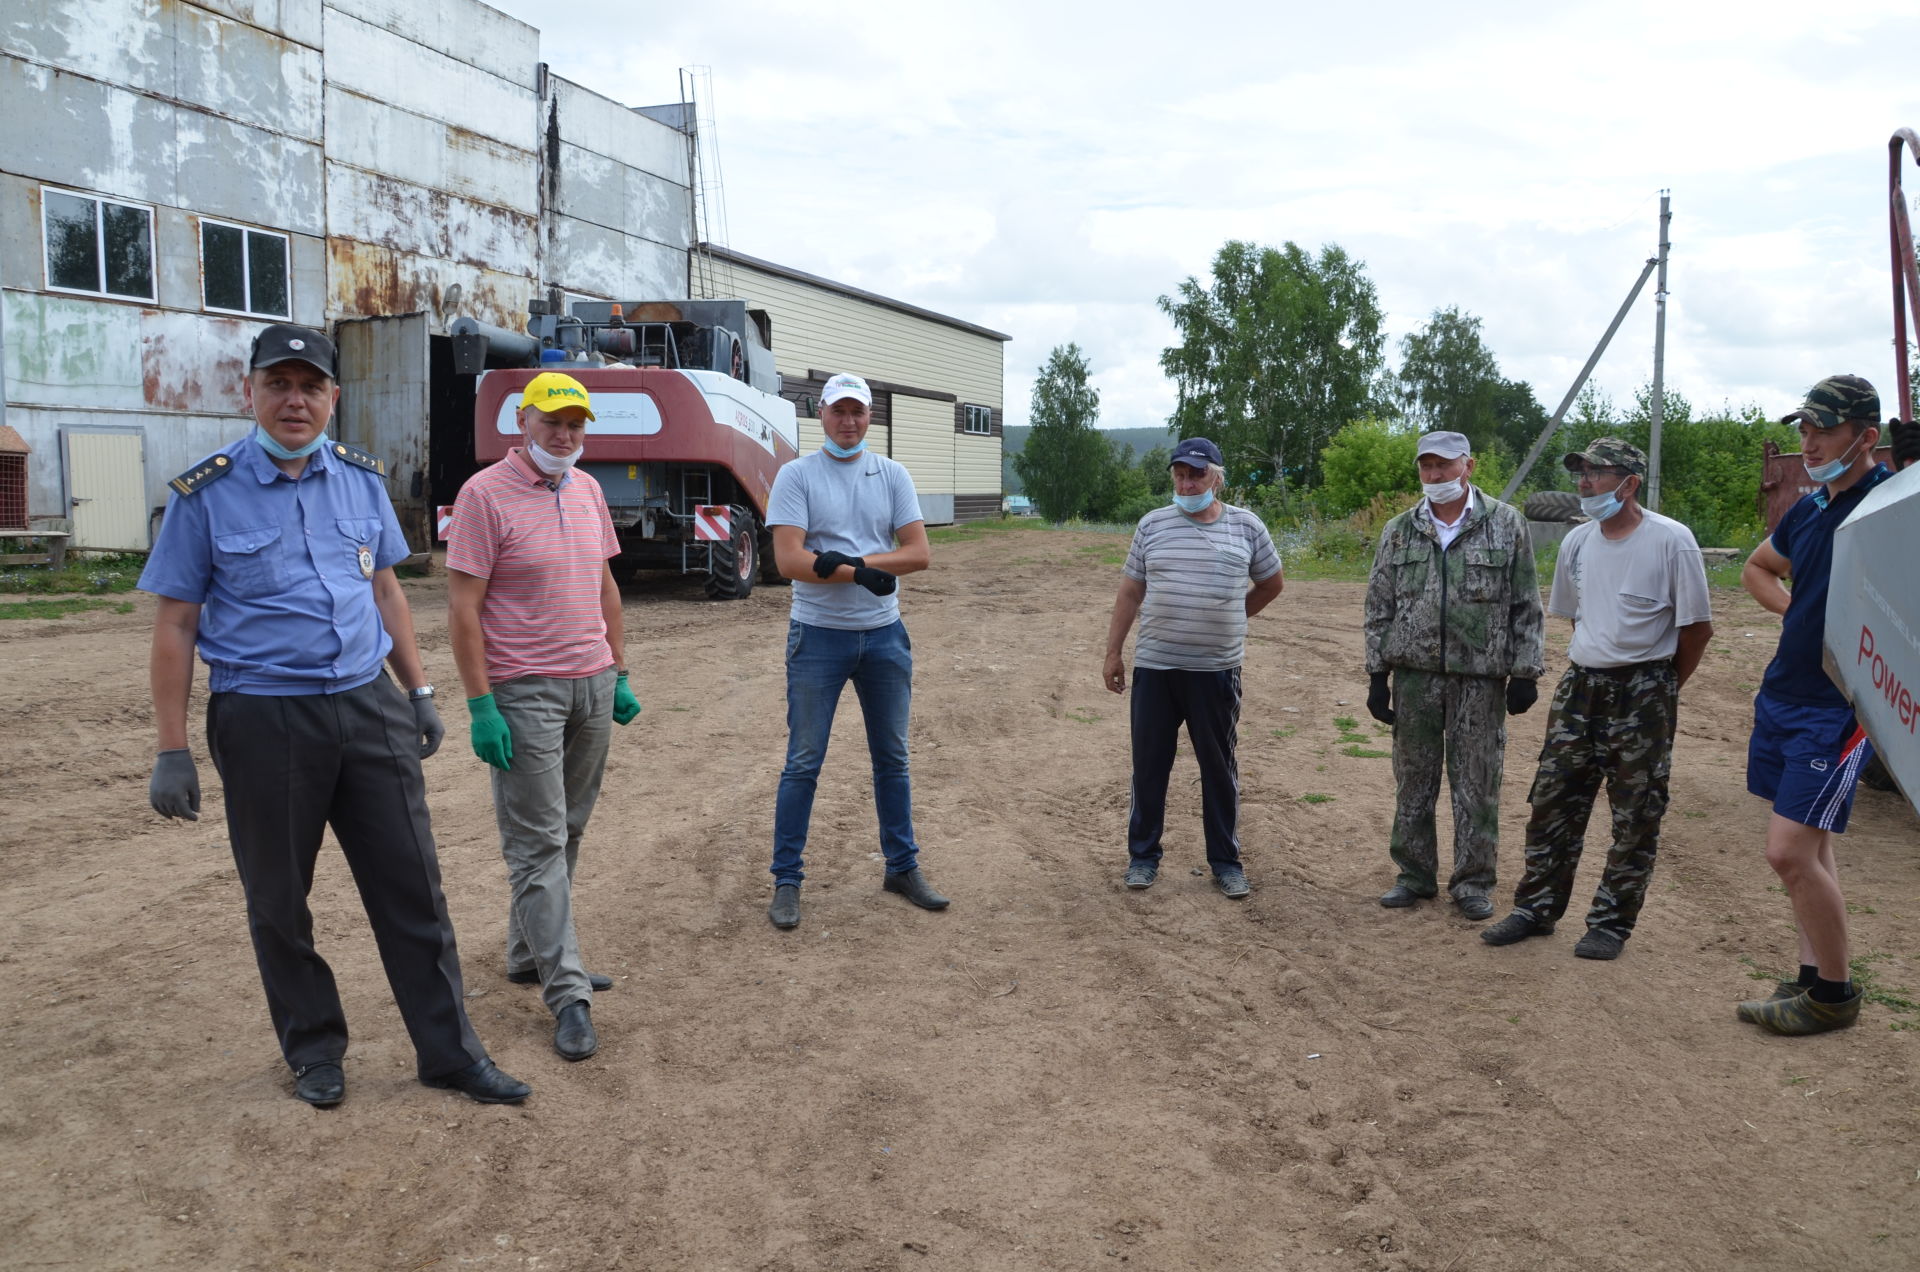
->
xmin=139 ymin=435 xmax=413 ymax=695
xmin=764 ymin=448 xmax=924 ymax=631
xmin=1760 ymin=463 xmax=1892 ymax=707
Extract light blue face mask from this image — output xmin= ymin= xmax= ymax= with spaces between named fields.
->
xmin=1803 ymin=432 xmax=1867 ymax=484
xmin=823 ymin=437 xmax=866 ymax=459
xmin=1172 ymin=490 xmax=1215 ymax=514
xmin=254 ymin=426 xmax=328 ymax=461
xmin=1579 ymin=490 xmax=1623 ymax=522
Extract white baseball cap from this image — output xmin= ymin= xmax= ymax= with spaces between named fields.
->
xmin=820 ymin=373 xmax=872 ymax=407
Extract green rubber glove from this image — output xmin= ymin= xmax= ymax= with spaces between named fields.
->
xmin=612 ymin=671 xmax=642 ymax=726
xmin=467 ymin=693 xmax=513 ymax=770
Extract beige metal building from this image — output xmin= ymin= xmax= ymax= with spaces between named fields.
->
xmin=693 ymin=245 xmax=1006 ymax=524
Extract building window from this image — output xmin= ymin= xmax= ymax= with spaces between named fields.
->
xmin=200 ymin=219 xmax=290 ymax=318
xmin=963 ymin=404 xmax=994 ymax=435
xmin=42 ymin=187 xmax=155 ymax=301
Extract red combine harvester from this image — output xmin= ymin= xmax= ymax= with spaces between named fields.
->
xmin=452 ymin=296 xmax=800 ymax=599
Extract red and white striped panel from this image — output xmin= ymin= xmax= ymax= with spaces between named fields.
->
xmin=693 ymin=505 xmax=730 ymax=542
xmin=436 ymin=505 xmax=456 ymax=541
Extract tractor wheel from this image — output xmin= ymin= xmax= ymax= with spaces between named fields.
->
xmin=704 ymin=504 xmax=757 ymax=600
xmin=1524 ymin=491 xmax=1584 ymax=522
xmin=758 ymin=526 xmax=788 ymax=585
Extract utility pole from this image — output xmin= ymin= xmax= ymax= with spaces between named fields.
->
xmin=1646 ymin=192 xmax=1671 ymax=512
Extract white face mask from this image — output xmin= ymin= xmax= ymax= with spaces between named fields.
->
xmin=1422 ymin=478 xmax=1465 ymax=504
xmin=526 ymin=438 xmax=582 ymax=476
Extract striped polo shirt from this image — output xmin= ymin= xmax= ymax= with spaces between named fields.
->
xmin=445 ymin=452 xmax=621 ymax=684
xmin=1124 ymin=503 xmax=1282 ymax=671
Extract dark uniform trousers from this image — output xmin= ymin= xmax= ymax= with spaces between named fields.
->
xmin=1128 ymin=666 xmax=1244 ymax=872
xmin=207 ymin=675 xmax=485 ymax=1078
xmin=1511 ymin=660 xmax=1679 ymax=937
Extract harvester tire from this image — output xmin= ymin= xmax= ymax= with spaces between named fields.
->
xmin=1524 ymin=491 xmax=1584 ymax=522
xmin=704 ymin=504 xmax=757 ymax=600
xmin=758 ymin=527 xmax=789 ymax=585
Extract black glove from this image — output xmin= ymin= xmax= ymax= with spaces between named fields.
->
xmin=411 ymin=695 xmax=446 ymax=760
xmin=1366 ymin=672 xmax=1395 ymax=725
xmin=1506 ymin=677 xmax=1539 ymax=716
xmin=150 ymin=748 xmax=201 ymax=820
xmin=852 ymin=565 xmax=897 ymax=596
xmin=812 ymin=550 xmax=865 ymax=579
xmin=1891 ymin=418 xmax=1920 ymax=471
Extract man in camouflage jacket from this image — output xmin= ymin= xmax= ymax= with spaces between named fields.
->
xmin=1363 ymin=431 xmax=1545 ymax=919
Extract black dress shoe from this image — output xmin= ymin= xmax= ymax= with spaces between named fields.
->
xmin=553 ymin=1001 xmax=598 ymax=1061
xmin=1379 ymin=884 xmax=1432 ymax=908
xmin=883 ymin=867 xmax=950 ymax=910
xmin=421 ymin=1058 xmax=531 ymax=1104
xmin=293 ymin=1060 xmax=344 ymax=1107
xmin=769 ymin=882 xmax=801 ymax=929
xmin=507 ymin=967 xmax=615 ymax=991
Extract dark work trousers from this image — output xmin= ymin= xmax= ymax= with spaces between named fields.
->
xmin=1127 ymin=666 xmax=1244 ymax=874
xmin=206 ymin=676 xmax=486 ymax=1079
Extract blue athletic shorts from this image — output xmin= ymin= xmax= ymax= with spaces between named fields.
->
xmin=1747 ymin=693 xmax=1876 ymax=832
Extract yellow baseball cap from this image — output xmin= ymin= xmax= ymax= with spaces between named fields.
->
xmin=521 ymin=371 xmax=595 ymax=420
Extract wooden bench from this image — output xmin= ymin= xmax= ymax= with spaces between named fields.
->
xmin=0 ymin=517 xmax=73 ymax=569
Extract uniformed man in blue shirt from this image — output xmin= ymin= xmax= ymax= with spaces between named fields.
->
xmin=141 ymin=324 xmax=531 ymax=1107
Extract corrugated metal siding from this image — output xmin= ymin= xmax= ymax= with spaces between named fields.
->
xmin=320 ymin=7 xmax=535 ymax=147
xmin=954 ymin=432 xmax=999 ymax=494
xmin=890 ymin=395 xmax=956 ymax=496
xmin=325 ymin=86 xmax=538 ymax=217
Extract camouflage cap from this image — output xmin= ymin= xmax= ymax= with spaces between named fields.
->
xmin=1562 ymin=436 xmax=1646 ymax=477
xmin=1781 ymin=374 xmax=1879 ymax=430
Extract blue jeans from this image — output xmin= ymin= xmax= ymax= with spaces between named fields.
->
xmin=771 ymin=619 xmax=919 ymax=884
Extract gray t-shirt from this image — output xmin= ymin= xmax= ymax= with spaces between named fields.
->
xmin=1550 ymin=510 xmax=1712 ymax=668
xmin=765 ymin=448 xmax=924 ymax=631
xmin=1123 ymin=503 xmax=1282 ymax=671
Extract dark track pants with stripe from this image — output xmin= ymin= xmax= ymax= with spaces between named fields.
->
xmin=1127 ymin=666 xmax=1243 ymax=873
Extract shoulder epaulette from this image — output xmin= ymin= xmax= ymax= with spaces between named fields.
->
xmin=168 ymin=454 xmax=237 ymax=496
xmin=330 ymin=441 xmax=387 ymax=477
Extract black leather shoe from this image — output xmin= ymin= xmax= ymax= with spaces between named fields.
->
xmin=1455 ymin=894 xmax=1495 ymax=921
xmin=421 ymin=1058 xmax=531 ymax=1104
xmin=883 ymin=867 xmax=950 ymax=910
xmin=553 ymin=1001 xmax=598 ymax=1061
xmin=1379 ymin=884 xmax=1432 ymax=908
xmin=293 ymin=1060 xmax=344 ymax=1107
xmin=507 ymin=967 xmax=615 ymax=991
xmin=769 ymin=882 xmax=801 ymax=929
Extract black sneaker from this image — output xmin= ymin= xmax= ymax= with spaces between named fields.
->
xmin=1125 ymin=862 xmax=1157 ymax=890
xmin=1481 ymin=912 xmax=1555 ymax=946
xmin=1573 ymin=928 xmax=1626 ymax=960
xmin=1215 ymin=867 xmax=1251 ymax=899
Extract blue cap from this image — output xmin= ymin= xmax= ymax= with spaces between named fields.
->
xmin=1169 ymin=437 xmax=1224 ymax=469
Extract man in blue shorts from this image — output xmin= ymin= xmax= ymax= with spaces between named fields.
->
xmin=1736 ymin=374 xmax=1892 ymax=1035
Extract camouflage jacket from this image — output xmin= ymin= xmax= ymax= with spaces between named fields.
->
xmin=1362 ymin=488 xmax=1546 ymax=680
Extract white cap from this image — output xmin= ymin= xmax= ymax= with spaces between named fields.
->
xmin=820 ymin=373 xmax=872 ymax=407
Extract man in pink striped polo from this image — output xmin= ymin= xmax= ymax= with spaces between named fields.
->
xmin=445 ymin=371 xmax=642 ymax=1063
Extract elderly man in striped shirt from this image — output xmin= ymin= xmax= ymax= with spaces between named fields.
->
xmin=1103 ymin=437 xmax=1284 ymax=898
xmin=445 ymin=372 xmax=642 ymax=1063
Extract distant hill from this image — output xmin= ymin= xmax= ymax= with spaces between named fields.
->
xmin=1001 ymin=425 xmax=1176 ymax=494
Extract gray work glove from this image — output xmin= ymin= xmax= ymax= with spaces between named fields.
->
xmin=150 ymin=748 xmax=201 ymax=821
xmin=411 ymin=696 xmax=446 ymax=759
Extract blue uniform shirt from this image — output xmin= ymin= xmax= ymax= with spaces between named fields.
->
xmin=1759 ymin=462 xmax=1892 ymax=707
xmin=139 ymin=434 xmax=412 ymax=695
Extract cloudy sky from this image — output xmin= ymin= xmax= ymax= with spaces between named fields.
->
xmin=485 ymin=0 xmax=1920 ymax=433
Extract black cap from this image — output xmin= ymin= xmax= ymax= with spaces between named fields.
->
xmin=250 ymin=324 xmax=336 ymax=378
xmin=1169 ymin=437 xmax=1224 ymax=469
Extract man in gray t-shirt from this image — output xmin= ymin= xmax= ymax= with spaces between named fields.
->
xmin=1483 ymin=437 xmax=1713 ymax=960
xmin=1103 ymin=437 xmax=1284 ymax=898
xmin=761 ymin=373 xmax=944 ymax=930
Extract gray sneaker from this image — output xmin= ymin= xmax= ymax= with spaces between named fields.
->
xmin=1215 ymin=867 xmax=1251 ymax=899
xmin=1124 ymin=862 xmax=1157 ymax=890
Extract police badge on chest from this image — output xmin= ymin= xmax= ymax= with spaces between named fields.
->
xmin=357 ymin=545 xmax=374 ymax=579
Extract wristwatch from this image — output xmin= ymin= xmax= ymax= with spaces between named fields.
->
xmin=407 ymin=684 xmax=436 ymax=701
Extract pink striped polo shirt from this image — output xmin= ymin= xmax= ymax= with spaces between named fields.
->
xmin=445 ymin=451 xmax=621 ymax=684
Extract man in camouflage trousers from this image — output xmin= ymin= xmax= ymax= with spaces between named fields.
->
xmin=1363 ymin=431 xmax=1545 ymax=920
xmin=1482 ymin=439 xmax=1713 ymax=960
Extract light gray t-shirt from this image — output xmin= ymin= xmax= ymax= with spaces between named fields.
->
xmin=1550 ymin=510 xmax=1712 ymax=668
xmin=1123 ymin=503 xmax=1283 ymax=671
xmin=765 ymin=448 xmax=924 ymax=631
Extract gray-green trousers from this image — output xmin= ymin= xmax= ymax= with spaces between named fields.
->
xmin=1389 ymin=669 xmax=1506 ymax=899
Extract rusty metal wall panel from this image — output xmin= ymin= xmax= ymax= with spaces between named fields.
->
xmin=323 ymin=0 xmax=535 ymax=88
xmin=322 ymin=8 xmax=535 ymax=150
xmin=551 ymin=141 xmax=693 ymax=251
xmin=176 ymin=112 xmax=326 ymax=234
xmin=325 ymin=86 xmax=538 ymax=218
xmin=136 ymin=309 xmax=251 ymax=414
xmin=176 ymin=0 xmax=322 ymax=46
xmin=326 ymin=164 xmax=535 ymax=272
xmin=334 ymin=311 xmax=431 ymax=548
xmin=326 ymin=239 xmax=529 ymax=329
xmin=551 ymin=77 xmax=689 ymax=186
xmin=547 ymin=218 xmax=686 ymax=302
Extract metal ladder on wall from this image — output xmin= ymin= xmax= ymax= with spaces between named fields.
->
xmin=681 ymin=66 xmax=736 ymax=302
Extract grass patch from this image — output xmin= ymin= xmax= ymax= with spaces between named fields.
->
xmin=1336 ymin=731 xmax=1370 ymax=744
xmin=1297 ymin=792 xmax=1334 ymax=805
xmin=0 ymin=553 xmax=145 ymax=596
xmin=926 ymin=517 xmax=1036 ymax=545
xmin=1737 ymin=955 xmax=1786 ymax=982
xmin=1332 ymin=715 xmax=1357 ymax=731
xmin=1706 ymin=559 xmax=1747 ymax=589
xmin=1850 ymin=953 xmax=1920 ymax=1019
xmin=1270 ymin=726 xmax=1297 ymax=739
xmin=1065 ymin=708 xmax=1103 ymax=725
xmin=1373 ymin=723 xmax=1391 ymax=735
xmin=0 ymin=596 xmax=125 ymax=620
xmin=1340 ymin=743 xmax=1390 ymax=758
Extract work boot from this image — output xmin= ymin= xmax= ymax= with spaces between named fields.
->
xmin=768 ymin=883 xmax=801 ymax=929
xmin=1124 ymin=861 xmax=1158 ymax=890
xmin=1481 ymin=911 xmax=1555 ymax=946
xmin=1744 ymin=987 xmax=1864 ymax=1036
xmin=1735 ymin=981 xmax=1807 ymax=1023
xmin=883 ymin=867 xmax=950 ymax=910
xmin=1573 ymin=928 xmax=1626 ymax=960
xmin=553 ymin=1001 xmax=598 ymax=1061
xmin=1455 ymin=894 xmax=1494 ymax=921
xmin=1215 ymin=866 xmax=1251 ymax=899
xmin=1379 ymin=884 xmax=1431 ymax=909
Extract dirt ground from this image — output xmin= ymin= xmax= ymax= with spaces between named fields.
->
xmin=2 ymin=523 xmax=1917 ymax=1272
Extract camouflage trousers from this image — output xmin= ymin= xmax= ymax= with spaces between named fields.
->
xmin=1388 ymin=670 xmax=1507 ymax=898
xmin=1510 ymin=660 xmax=1679 ymax=937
